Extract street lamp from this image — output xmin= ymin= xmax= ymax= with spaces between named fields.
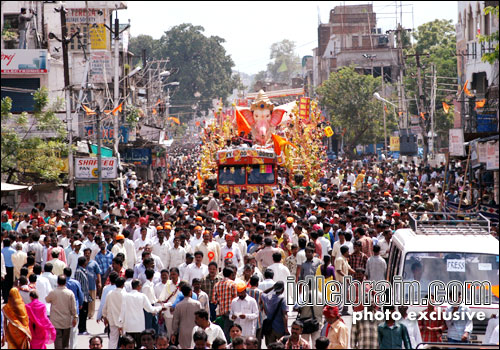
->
xmin=373 ymin=92 xmax=393 ymax=157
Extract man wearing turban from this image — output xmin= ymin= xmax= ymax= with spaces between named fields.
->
xmin=321 ymin=305 xmax=348 ymax=349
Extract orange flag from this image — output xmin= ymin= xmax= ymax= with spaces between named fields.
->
xmin=152 ymin=108 xmax=157 ymax=115
xmin=442 ymin=102 xmax=450 ymax=114
xmin=169 ymin=117 xmax=180 ymax=125
xmin=271 ymin=134 xmax=296 ymax=156
xmin=111 ymin=103 xmax=123 ymax=115
xmin=475 ymin=99 xmax=486 ymax=109
xmin=463 ymin=79 xmax=474 ymax=97
xmin=195 ymin=121 xmax=201 ymax=127
xmin=420 ymin=112 xmax=426 ymax=120
xmin=384 ymin=105 xmax=388 ymax=113
xmin=82 ymin=105 xmax=96 ymax=115
xmin=235 ymin=108 xmax=252 ymax=135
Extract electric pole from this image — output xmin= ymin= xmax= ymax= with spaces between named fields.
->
xmin=96 ymin=106 xmax=103 ymax=208
xmin=103 ymin=10 xmax=129 ymax=197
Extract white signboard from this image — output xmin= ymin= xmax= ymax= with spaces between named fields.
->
xmin=447 ymin=259 xmax=466 ymax=272
xmin=1 ymin=49 xmax=49 ymax=74
xmin=90 ymin=51 xmax=112 ymax=84
xmin=486 ymin=140 xmax=499 ymax=170
xmin=75 ymin=157 xmax=117 ymax=179
xmin=478 ymin=142 xmax=488 ymax=163
xmin=449 ymin=129 xmax=465 ymax=157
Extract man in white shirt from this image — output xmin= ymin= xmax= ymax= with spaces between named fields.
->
xmin=190 ymin=226 xmax=204 ymax=252
xmin=154 ymin=269 xmax=169 ymax=300
xmin=152 ymin=231 xmax=169 ymax=268
xmin=33 ymin=264 xmax=53 ymax=315
xmin=42 ymin=263 xmax=58 ymax=289
xmin=103 ymin=277 xmax=126 ymax=350
xmin=258 ymin=269 xmax=276 ymax=292
xmin=378 ymin=230 xmax=392 ymax=260
xmin=134 ymin=227 xmax=152 ymax=255
xmin=165 ymin=237 xmax=186 ymax=270
xmin=67 ymin=241 xmax=83 ymax=277
xmin=230 ymin=282 xmax=258 ymax=337
xmin=220 ymin=233 xmax=242 ymax=268
xmin=399 ymin=306 xmax=423 ymax=348
xmin=191 ymin=309 xmax=226 ymax=348
xmin=183 ymin=251 xmax=208 ymax=284
xmin=316 ymin=229 xmax=331 ymax=258
xmin=118 ymin=279 xmax=163 ymax=337
xmin=268 ymin=252 xmax=291 ymax=287
xmin=16 ymin=214 xmax=31 ymax=233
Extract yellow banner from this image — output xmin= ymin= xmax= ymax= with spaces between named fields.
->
xmin=90 ymin=24 xmax=108 ymax=50
xmin=390 ymin=136 xmax=400 ymax=151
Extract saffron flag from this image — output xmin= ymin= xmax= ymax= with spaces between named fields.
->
xmin=420 ymin=112 xmax=426 ymax=120
xmin=235 ymin=108 xmax=252 ymax=135
xmin=384 ymin=105 xmax=388 ymax=113
xmin=152 ymin=108 xmax=157 ymax=115
xmin=271 ymin=134 xmax=296 ymax=156
xmin=82 ymin=105 xmax=96 ymax=115
xmin=463 ymin=80 xmax=474 ymax=97
xmin=111 ymin=103 xmax=123 ymax=116
xmin=442 ymin=102 xmax=450 ymax=114
xmin=169 ymin=117 xmax=180 ymax=125
xmin=475 ymin=99 xmax=486 ymax=109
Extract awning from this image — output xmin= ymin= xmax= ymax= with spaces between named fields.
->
xmin=1 ymin=183 xmax=30 ymax=192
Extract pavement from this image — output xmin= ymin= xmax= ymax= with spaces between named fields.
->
xmin=1 ymin=299 xmax=354 ymax=349
xmin=1 ymin=299 xmax=108 ymax=350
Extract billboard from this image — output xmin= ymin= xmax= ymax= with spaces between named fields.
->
xmin=1 ymin=49 xmax=49 ymax=74
xmin=75 ymin=157 xmax=117 ymax=179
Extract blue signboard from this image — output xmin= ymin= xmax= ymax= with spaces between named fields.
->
xmin=84 ymin=126 xmax=129 ymax=144
xmin=122 ymin=148 xmax=152 ymax=165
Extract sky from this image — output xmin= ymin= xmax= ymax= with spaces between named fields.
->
xmin=118 ymin=1 xmax=458 ymax=75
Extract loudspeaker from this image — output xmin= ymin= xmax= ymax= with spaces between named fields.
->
xmin=399 ymin=130 xmax=418 ymax=156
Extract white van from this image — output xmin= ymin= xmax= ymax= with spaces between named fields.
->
xmin=387 ymin=213 xmax=499 ymax=343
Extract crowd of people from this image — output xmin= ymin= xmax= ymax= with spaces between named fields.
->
xmin=1 ymin=142 xmax=498 ymax=349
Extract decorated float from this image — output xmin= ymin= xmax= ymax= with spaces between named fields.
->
xmin=199 ymin=90 xmax=330 ymax=194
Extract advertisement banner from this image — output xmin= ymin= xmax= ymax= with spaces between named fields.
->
xmin=478 ymin=142 xmax=488 ymax=163
xmin=122 ymin=148 xmax=152 ymax=165
xmin=75 ymin=158 xmax=117 ymax=179
xmin=84 ymin=126 xmax=129 ymax=144
xmin=486 ymin=141 xmax=499 ymax=170
xmin=66 ymin=8 xmax=109 ymax=50
xmin=90 ymin=51 xmax=112 ymax=84
xmin=449 ymin=129 xmax=465 ymax=157
xmin=390 ymin=136 xmax=400 ymax=151
xmin=1 ymin=49 xmax=49 ymax=73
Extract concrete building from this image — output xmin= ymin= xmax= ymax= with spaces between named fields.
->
xmin=456 ymin=1 xmax=499 ymax=204
xmin=456 ymin=0 xmax=498 ymax=134
xmin=308 ymin=4 xmax=400 ymax=89
xmin=1 ymin=1 xmax=129 ymax=202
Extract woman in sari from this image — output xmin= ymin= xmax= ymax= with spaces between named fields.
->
xmin=1 ymin=288 xmax=31 ymax=349
xmin=25 ymin=290 xmax=56 ymax=349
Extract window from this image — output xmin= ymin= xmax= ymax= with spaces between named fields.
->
xmin=0 ymin=78 xmax=40 ymax=112
xmin=402 ymin=252 xmax=499 ymax=303
xmin=247 ymin=164 xmax=275 ymax=185
xmin=218 ymin=166 xmax=246 ymax=185
xmin=3 ymin=13 xmax=19 ymax=30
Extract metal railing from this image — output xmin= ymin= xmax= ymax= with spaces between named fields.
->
xmin=408 ymin=212 xmax=491 ymax=235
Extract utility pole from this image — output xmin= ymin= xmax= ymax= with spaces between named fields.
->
xmin=430 ymin=63 xmax=437 ymax=157
xmin=381 ymin=66 xmax=388 ymax=157
xmin=103 ymin=10 xmax=129 ymax=197
xmin=60 ymin=6 xmax=74 ymax=194
xmin=96 ymin=106 xmax=103 ymax=208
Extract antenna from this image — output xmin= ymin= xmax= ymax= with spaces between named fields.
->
xmin=317 ymin=6 xmax=321 ymax=25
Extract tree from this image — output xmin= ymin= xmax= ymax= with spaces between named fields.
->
xmin=404 ymin=19 xmax=457 ymax=156
xmin=1 ymin=88 xmax=68 ymax=183
xmin=266 ymin=39 xmax=301 ymax=84
xmin=478 ymin=6 xmax=499 ymax=64
xmin=148 ymin=24 xmax=237 ymax=120
xmin=127 ymin=34 xmax=158 ymax=67
xmin=317 ymin=66 xmax=396 ymax=155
